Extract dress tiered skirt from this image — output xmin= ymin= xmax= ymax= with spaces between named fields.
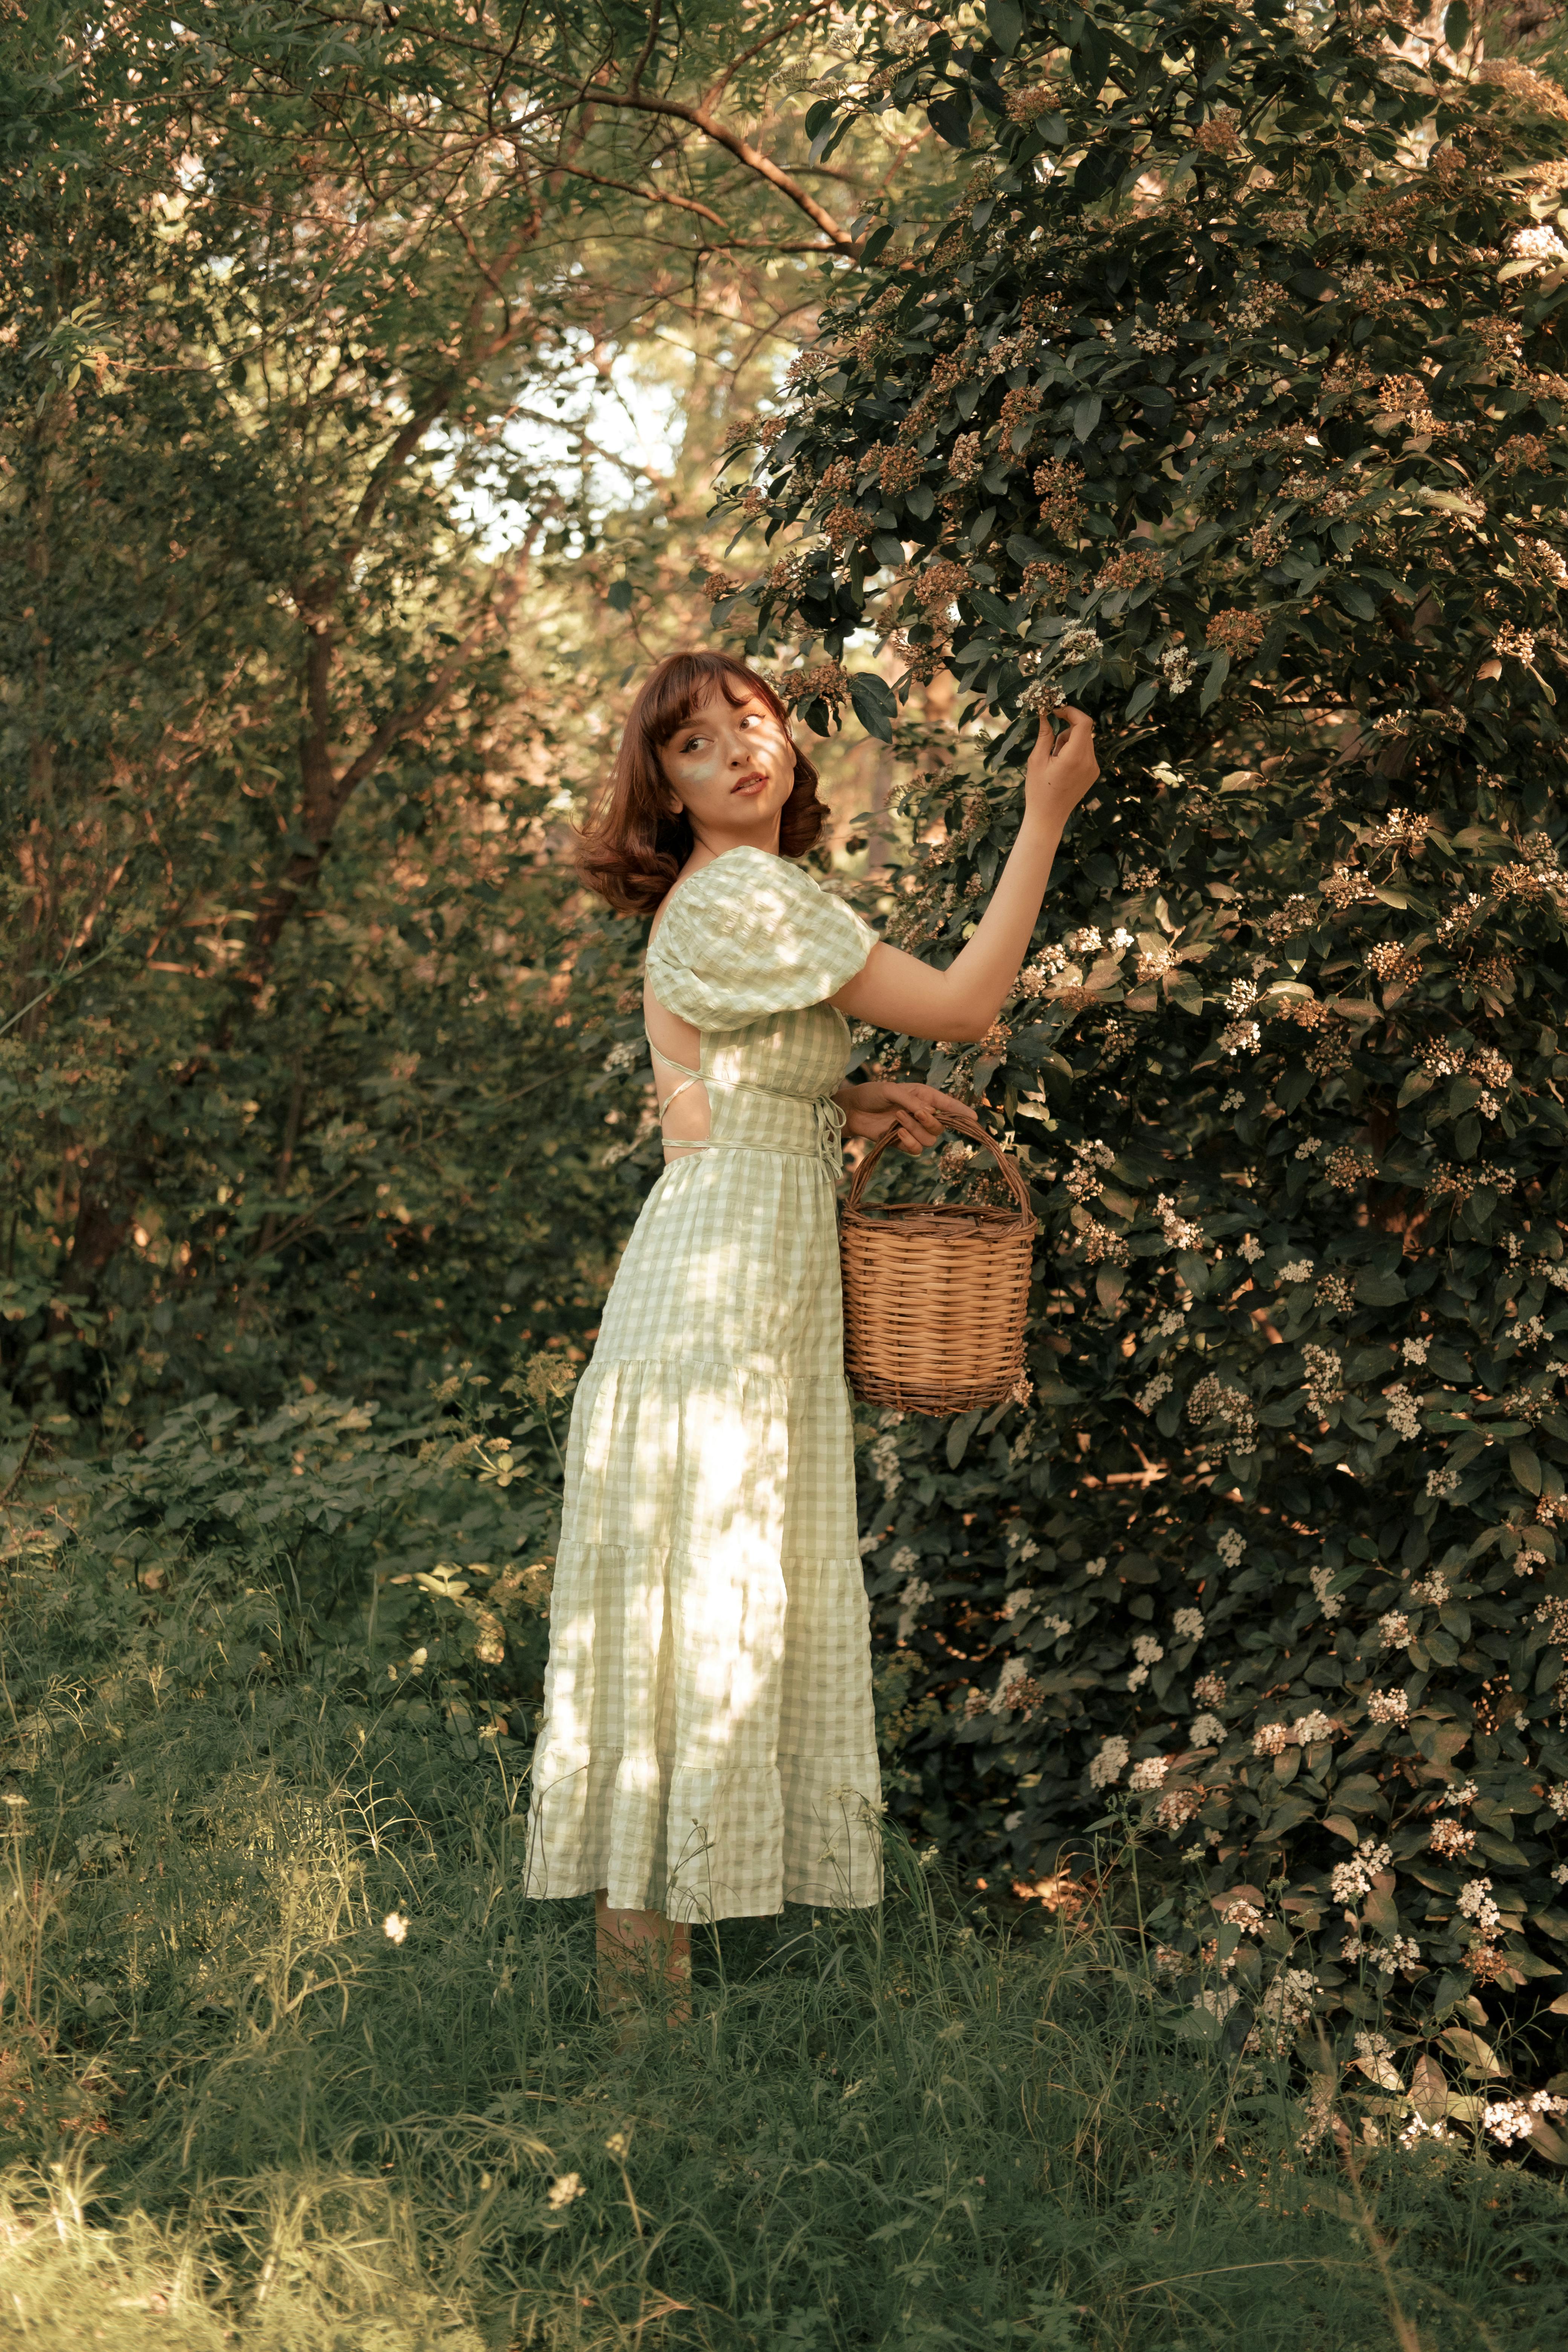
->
xmin=522 ymin=1131 xmax=884 ymax=1922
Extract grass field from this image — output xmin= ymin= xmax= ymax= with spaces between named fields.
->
xmin=0 ymin=1543 xmax=1562 ymax=2351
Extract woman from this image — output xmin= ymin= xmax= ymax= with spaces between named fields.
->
xmin=523 ymin=649 xmax=1098 ymax=2006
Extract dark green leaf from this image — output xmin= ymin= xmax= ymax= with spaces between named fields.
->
xmin=1072 ymin=22 xmax=1112 ymax=96
xmin=946 ymin=1409 xmax=985 ymax=1469
xmin=848 ymin=671 xmax=896 ymax=743
xmin=1072 ymin=392 xmax=1102 ymax=442
xmin=928 ymin=96 xmax=971 ymax=148
xmin=1510 ymin=1442 xmax=1542 ymax=1496
xmin=985 ymin=0 xmax=1024 ymax=55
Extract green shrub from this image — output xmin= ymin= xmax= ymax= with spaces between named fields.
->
xmin=721 ymin=3 xmax=1568 ymax=2049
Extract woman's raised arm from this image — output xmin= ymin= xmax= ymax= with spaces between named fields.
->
xmin=830 ymin=707 xmax=1099 ymax=1046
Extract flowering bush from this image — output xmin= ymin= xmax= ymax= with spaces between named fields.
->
xmin=734 ymin=2 xmax=1568 ymax=2058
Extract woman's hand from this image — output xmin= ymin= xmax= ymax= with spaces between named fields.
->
xmin=828 ymin=707 xmax=1096 ymax=1049
xmin=838 ymin=1080 xmax=969 ymax=1155
xmin=1023 ymin=704 xmax=1099 ymax=831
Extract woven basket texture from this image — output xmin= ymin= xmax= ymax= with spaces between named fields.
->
xmin=839 ymin=1109 xmax=1036 ymax=1416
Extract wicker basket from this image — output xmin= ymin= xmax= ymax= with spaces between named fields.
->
xmin=840 ymin=1109 xmax=1037 ymax=1416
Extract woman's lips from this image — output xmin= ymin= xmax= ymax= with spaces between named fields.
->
xmin=731 ymin=772 xmax=769 ymax=794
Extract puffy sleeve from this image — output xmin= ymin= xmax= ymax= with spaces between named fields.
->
xmin=646 ymin=847 xmax=879 ymax=1030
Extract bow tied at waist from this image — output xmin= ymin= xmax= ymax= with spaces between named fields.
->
xmin=812 ymin=1091 xmax=848 ymax=1178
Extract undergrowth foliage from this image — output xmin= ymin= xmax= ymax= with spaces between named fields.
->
xmin=0 ymin=1474 xmax=1566 ymax=2347
xmin=718 ymin=1 xmax=1568 ymax=2082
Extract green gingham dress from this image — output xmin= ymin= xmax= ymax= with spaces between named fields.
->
xmin=523 ymin=848 xmax=885 ymax=1922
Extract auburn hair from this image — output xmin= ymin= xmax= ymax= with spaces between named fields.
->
xmin=573 ymin=650 xmax=829 ymax=917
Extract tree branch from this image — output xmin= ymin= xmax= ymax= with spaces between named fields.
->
xmin=577 ymin=87 xmax=856 ymax=250
xmin=243 ymin=534 xmax=538 ymax=991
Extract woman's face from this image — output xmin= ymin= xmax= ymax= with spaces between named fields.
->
xmin=657 ymin=686 xmax=796 ymax=850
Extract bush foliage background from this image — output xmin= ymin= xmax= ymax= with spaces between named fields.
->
xmin=711 ymin=0 xmax=1568 ymax=2100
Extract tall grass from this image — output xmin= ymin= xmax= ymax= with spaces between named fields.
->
xmin=0 ymin=1543 xmax=1560 ymax=2349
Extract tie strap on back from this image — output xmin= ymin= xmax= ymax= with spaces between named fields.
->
xmin=646 ymin=1034 xmax=844 ymax=1174
xmin=649 ymin=1040 xmax=710 ymax=1155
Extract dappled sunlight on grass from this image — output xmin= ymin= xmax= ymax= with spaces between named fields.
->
xmin=0 ymin=1553 xmax=1560 ymax=2349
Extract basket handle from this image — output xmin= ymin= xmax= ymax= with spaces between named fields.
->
xmin=844 ymin=1103 xmax=1034 ymax=1219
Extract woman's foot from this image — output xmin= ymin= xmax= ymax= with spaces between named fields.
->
xmin=594 ymin=1892 xmax=692 ymax=2029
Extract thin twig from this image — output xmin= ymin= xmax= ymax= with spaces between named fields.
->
xmin=0 ymin=1429 xmax=40 ymax=1509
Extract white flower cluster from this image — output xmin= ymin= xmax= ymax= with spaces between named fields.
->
xmin=1403 ymin=1335 xmax=1430 ymax=1365
xmin=1248 ymin=1967 xmax=1318 ymax=2055
xmin=1193 ymin=1985 xmax=1240 ymax=2021
xmin=1089 ymin=1734 xmax=1129 ymax=1790
xmin=1216 ymin=1528 xmax=1246 ymax=1567
xmin=1160 ymin=644 xmax=1196 ymax=694
xmin=1155 ymin=1192 xmax=1205 ymax=1250
xmin=1383 ymin=1384 xmax=1423 ymax=1441
xmin=1294 ymin=1137 xmax=1322 ymax=1161
xmin=1038 ymin=1613 xmax=1072 ymax=1642
xmin=601 ymin=1039 xmax=643 ymax=1074
xmin=1254 ymin=1722 xmax=1289 ymax=1756
xmin=1459 ymin=1877 xmax=1502 ymax=1934
xmin=1377 ymin=1611 xmax=1412 ymax=1650
xmin=1085 ymin=1555 xmax=1109 ymax=1577
xmin=1128 ymin=1631 xmax=1164 ymax=1691
xmin=999 ymin=1586 xmax=1032 ymax=1620
xmin=1310 ymin=1563 xmax=1343 ymax=1621
xmin=1547 ymin=1783 xmax=1568 ymax=1819
xmin=1057 ymin=626 xmax=1102 ymax=668
xmin=1426 ymin=1466 xmax=1459 ymax=1499
xmin=1221 ymin=1018 xmax=1261 ymax=1057
xmin=1129 ymin=1756 xmax=1169 ymax=1793
xmin=1441 ymin=1780 xmax=1479 ymax=1810
xmin=896 ymin=1577 xmax=932 ymax=1642
xmin=989 ymin=1656 xmax=1032 ymax=1715
xmin=1409 ymin=1572 xmax=1449 ymax=1606
xmin=1190 ymin=1713 xmax=1226 ymax=1747
xmin=1153 ymin=1306 xmax=1187 ymax=1338
xmin=1331 ymin=1838 xmax=1392 ymax=1905
xmin=1367 ymin=1688 xmax=1409 ymax=1726
xmin=1137 ymin=1372 xmax=1174 ymax=1413
xmin=888 ymin=1545 xmax=918 ymax=1580
xmin=1510 ymin=222 xmax=1568 ymax=270
xmin=1294 ymin=1710 xmax=1337 ymax=1745
xmin=1173 ymin=1607 xmax=1205 ymax=1642
xmin=1018 ymin=948 xmax=1069 ymax=991
xmin=1238 ymin=1233 xmax=1264 ymax=1263
xmin=1222 ymin=1090 xmax=1246 ymax=1113
xmin=1303 ymin=1345 xmax=1343 ymax=1418
xmin=1278 ymin=1258 xmax=1315 ymax=1283
xmin=1484 ymin=2091 xmax=1568 ymax=2145
xmin=1370 ymin=1936 xmax=1420 ymax=1976
xmin=869 ymin=1432 xmax=902 ymax=1498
